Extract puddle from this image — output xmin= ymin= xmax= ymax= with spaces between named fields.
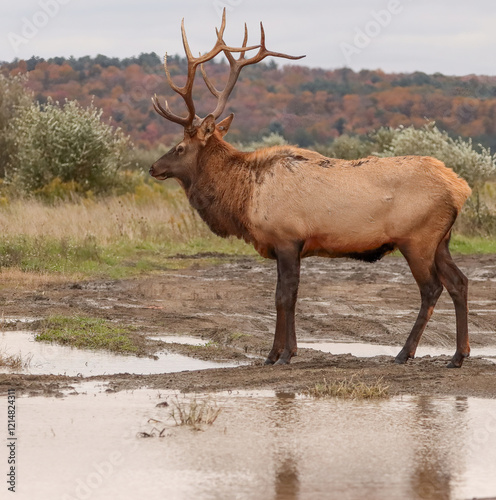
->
xmin=3 ymin=389 xmax=496 ymax=500
xmin=147 ymin=335 xmax=209 ymax=346
xmin=0 ymin=331 xmax=245 ymax=376
xmin=300 ymin=340 xmax=496 ymax=361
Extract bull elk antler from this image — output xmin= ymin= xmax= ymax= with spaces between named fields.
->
xmin=152 ymin=8 xmax=304 ymax=132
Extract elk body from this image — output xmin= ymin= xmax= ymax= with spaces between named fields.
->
xmin=150 ymin=11 xmax=472 ymax=368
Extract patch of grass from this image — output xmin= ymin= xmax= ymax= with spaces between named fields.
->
xmin=35 ymin=315 xmax=146 ymax=355
xmin=169 ymin=396 xmax=221 ymax=430
xmin=228 ymin=332 xmax=249 ymax=342
xmin=0 ymin=350 xmax=33 ymax=370
xmin=0 ymin=195 xmax=257 ymax=280
xmin=0 ymin=234 xmax=256 ymax=281
xmin=449 ymin=234 xmax=496 ymax=254
xmin=305 ymin=375 xmax=389 ymax=399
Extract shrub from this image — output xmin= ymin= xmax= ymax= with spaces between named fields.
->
xmin=0 ymin=73 xmax=32 ymax=178
xmin=7 ymin=98 xmax=132 ymax=196
xmin=378 ymin=122 xmax=496 ymax=187
xmin=236 ymin=132 xmax=288 ymax=152
xmin=316 ymin=134 xmax=374 ymax=160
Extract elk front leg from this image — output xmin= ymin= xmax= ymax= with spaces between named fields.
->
xmin=265 ymin=246 xmax=301 ymax=365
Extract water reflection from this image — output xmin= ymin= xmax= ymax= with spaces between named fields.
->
xmin=7 ymin=389 xmax=496 ymax=500
xmin=249 ymin=392 xmax=494 ymax=500
xmin=409 ymin=395 xmax=466 ymax=499
xmin=272 ymin=393 xmax=301 ymax=500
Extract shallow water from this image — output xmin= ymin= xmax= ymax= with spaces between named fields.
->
xmin=3 ymin=388 xmax=496 ymax=500
xmin=0 ymin=331 xmax=244 ymax=376
xmin=147 ymin=334 xmax=209 ymax=346
xmin=299 ymin=340 xmax=496 ymax=362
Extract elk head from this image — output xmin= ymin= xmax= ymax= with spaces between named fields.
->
xmin=149 ymin=9 xmax=304 ymax=186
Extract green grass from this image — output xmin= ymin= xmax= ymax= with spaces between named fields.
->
xmin=0 ymin=234 xmax=257 ymax=279
xmin=35 ymin=315 xmax=146 ymax=354
xmin=450 ymin=234 xmax=496 ymax=254
xmin=1 ymin=232 xmax=493 ymax=281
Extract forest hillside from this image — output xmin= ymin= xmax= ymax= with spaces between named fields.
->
xmin=2 ymin=53 xmax=496 ymax=150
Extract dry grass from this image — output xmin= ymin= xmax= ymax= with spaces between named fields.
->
xmin=306 ymin=375 xmax=389 ymax=400
xmin=0 ymin=268 xmax=75 ymax=288
xmin=0 ymin=350 xmax=32 ymax=370
xmin=0 ymin=187 xmax=208 ymax=245
xmin=0 ymin=186 xmax=255 ymax=280
xmin=169 ymin=396 xmax=222 ymax=430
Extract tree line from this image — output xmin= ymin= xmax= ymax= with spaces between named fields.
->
xmin=2 ymin=54 xmax=496 ymax=150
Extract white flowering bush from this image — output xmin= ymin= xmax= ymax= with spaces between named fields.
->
xmin=318 ymin=134 xmax=374 ymax=160
xmin=8 ymin=98 xmax=131 ymax=196
xmin=236 ymin=132 xmax=288 ymax=152
xmin=378 ymin=122 xmax=496 ymax=187
xmin=0 ymin=73 xmax=32 ymax=178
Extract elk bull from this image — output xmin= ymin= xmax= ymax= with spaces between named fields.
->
xmin=149 ymin=10 xmax=472 ymax=367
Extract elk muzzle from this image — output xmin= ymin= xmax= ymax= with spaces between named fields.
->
xmin=149 ymin=161 xmax=169 ymax=180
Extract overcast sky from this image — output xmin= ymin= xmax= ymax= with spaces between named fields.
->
xmin=1 ymin=0 xmax=495 ymax=76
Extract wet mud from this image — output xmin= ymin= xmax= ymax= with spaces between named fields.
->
xmin=1 ymin=254 xmax=495 ymax=397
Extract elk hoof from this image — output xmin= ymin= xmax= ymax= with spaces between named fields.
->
xmin=447 ymin=351 xmax=469 ymax=368
xmin=274 ymin=357 xmax=291 ymax=365
xmin=394 ymin=349 xmax=412 ymax=364
xmin=447 ymin=360 xmax=462 ymax=369
xmin=264 ymin=357 xmax=276 ymax=365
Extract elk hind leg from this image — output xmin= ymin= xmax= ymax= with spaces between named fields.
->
xmin=395 ymin=244 xmax=443 ymax=364
xmin=435 ymin=232 xmax=469 ymax=368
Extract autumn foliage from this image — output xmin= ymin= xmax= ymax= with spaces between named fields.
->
xmin=2 ymin=53 xmax=496 ymax=150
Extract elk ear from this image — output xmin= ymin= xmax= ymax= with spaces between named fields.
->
xmin=198 ymin=114 xmax=216 ymax=141
xmin=216 ymin=113 xmax=234 ymax=137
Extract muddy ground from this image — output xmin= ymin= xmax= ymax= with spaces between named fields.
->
xmin=1 ymin=254 xmax=495 ymax=398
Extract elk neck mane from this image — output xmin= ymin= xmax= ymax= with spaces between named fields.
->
xmin=188 ymin=135 xmax=304 ymax=243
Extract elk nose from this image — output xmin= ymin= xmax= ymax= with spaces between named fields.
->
xmin=149 ymin=166 xmax=155 ymax=176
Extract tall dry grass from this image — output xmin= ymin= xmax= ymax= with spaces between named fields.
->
xmin=0 ymin=187 xmax=209 ymax=245
xmin=0 ymin=183 xmax=254 ymax=281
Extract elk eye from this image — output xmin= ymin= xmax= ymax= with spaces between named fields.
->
xmin=176 ymin=145 xmax=185 ymax=154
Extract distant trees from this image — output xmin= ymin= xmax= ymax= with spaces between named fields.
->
xmin=2 ymin=53 xmax=496 ymax=150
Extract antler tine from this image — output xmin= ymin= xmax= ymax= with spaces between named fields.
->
xmin=151 ymin=94 xmax=172 ymax=119
xmin=204 ymin=20 xmax=305 ymax=120
xmin=239 ymin=23 xmax=249 ymax=61
xmin=149 ymin=55 xmax=194 ymax=128
xmin=217 ymin=7 xmax=227 ymax=41
xmin=163 ymin=53 xmax=181 ymax=95
xmin=256 ymin=22 xmax=305 ymax=62
xmin=200 ymin=22 xmax=247 ymax=99
xmin=200 ymin=61 xmax=220 ymax=98
xmin=154 ymin=8 xmax=302 ymax=128
xmin=155 ymin=8 xmax=261 ymax=129
xmin=180 ymin=18 xmax=194 ymax=60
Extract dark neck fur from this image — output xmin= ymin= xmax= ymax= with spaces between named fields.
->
xmin=186 ymin=137 xmax=253 ymax=241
